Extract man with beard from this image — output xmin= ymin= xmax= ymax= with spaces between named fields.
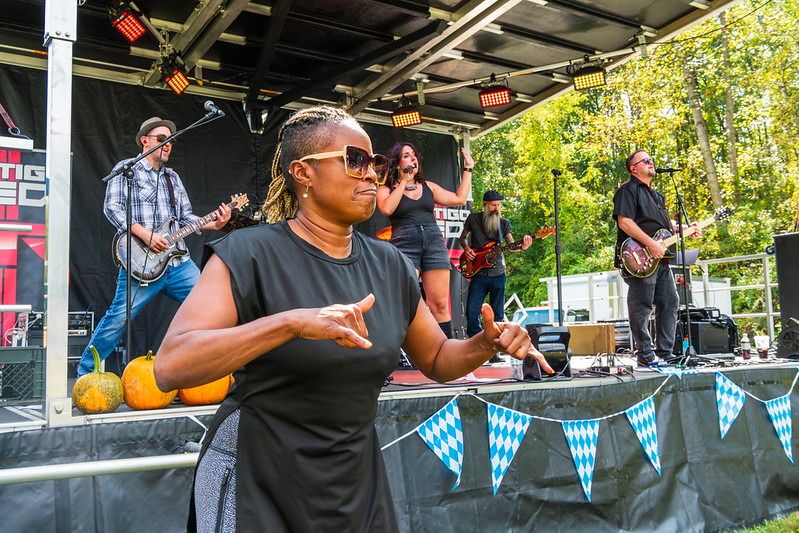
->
xmin=459 ymin=190 xmax=532 ymax=359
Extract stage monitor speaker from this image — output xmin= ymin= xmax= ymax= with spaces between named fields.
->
xmin=523 ymin=325 xmax=572 ymax=380
xmin=673 ymin=321 xmax=729 ymax=355
xmin=775 ymin=233 xmax=799 ymax=358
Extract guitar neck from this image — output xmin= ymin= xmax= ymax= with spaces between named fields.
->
xmin=660 ymin=214 xmax=717 ymax=248
xmin=485 ymin=240 xmax=523 ymax=259
xmin=167 ymin=201 xmax=232 ymax=242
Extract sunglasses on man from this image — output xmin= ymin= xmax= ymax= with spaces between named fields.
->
xmin=145 ymin=134 xmax=176 ymax=145
xmin=632 ymin=157 xmax=653 ymax=166
xmin=300 ymin=145 xmax=388 ymax=185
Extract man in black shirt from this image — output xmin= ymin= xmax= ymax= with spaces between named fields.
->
xmin=460 ymin=190 xmax=532 ymax=350
xmin=613 ymin=150 xmax=701 ymax=366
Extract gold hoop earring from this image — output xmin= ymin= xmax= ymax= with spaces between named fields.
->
xmin=302 ymin=185 xmax=309 ymax=198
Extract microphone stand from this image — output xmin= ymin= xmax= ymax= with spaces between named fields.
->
xmin=100 ymin=109 xmax=224 ymax=366
xmin=664 ymin=169 xmax=696 ymax=367
xmin=552 ymin=169 xmax=563 ymax=326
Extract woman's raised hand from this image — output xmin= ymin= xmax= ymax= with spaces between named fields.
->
xmin=480 ymin=303 xmax=531 ymax=360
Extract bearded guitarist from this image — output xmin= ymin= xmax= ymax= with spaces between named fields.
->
xmin=612 ymin=150 xmax=702 ymax=367
xmin=75 ymin=116 xmax=231 ymax=378
xmin=459 ymin=190 xmax=532 ymax=358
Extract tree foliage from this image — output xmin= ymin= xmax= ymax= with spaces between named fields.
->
xmin=471 ymin=0 xmax=799 ymax=332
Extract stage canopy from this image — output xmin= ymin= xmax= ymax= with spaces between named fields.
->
xmin=1 ymin=0 xmax=742 ymax=137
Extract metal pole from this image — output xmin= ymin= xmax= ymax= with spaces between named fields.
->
xmin=0 ymin=453 xmax=199 ymax=486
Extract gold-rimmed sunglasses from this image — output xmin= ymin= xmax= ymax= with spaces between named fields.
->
xmin=299 ymin=145 xmax=388 ymax=185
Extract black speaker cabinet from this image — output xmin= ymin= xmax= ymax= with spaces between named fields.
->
xmin=775 ymin=233 xmax=799 ymax=358
xmin=523 ymin=325 xmax=572 ymax=380
xmin=673 ymin=321 xmax=729 ymax=355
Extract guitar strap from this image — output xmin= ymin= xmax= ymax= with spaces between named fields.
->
xmin=643 ymin=184 xmax=671 ymax=230
xmin=163 ymin=169 xmax=177 ymax=211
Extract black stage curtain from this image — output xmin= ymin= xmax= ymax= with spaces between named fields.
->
xmin=0 ymin=64 xmax=466 ymax=356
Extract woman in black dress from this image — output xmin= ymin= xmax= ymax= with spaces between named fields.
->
xmin=154 ymin=105 xmax=531 ymax=532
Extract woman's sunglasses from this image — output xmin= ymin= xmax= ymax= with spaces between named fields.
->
xmin=299 ymin=145 xmax=388 ymax=185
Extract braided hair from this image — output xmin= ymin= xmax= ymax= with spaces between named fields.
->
xmin=263 ymin=105 xmax=356 ymax=223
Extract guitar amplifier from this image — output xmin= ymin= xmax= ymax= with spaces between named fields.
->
xmin=27 ymin=312 xmax=94 ymax=377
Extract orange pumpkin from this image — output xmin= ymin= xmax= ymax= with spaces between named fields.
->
xmin=71 ymin=345 xmax=124 ymax=414
xmin=178 ymin=374 xmax=233 ymax=406
xmin=121 ymin=350 xmax=177 ymax=410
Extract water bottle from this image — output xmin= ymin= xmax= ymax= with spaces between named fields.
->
xmin=741 ymin=333 xmax=751 ymax=360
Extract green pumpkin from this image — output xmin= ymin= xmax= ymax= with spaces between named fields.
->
xmin=71 ymin=345 xmax=124 ymax=414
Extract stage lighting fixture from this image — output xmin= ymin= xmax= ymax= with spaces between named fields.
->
xmin=479 ymin=84 xmax=512 ymax=108
xmin=109 ymin=2 xmax=146 ymax=43
xmin=571 ymin=65 xmax=606 ymax=91
xmin=163 ymin=65 xmax=189 ymax=95
xmin=391 ymin=99 xmax=422 ymax=128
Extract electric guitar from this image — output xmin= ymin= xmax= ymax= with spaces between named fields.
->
xmin=113 ymin=193 xmax=249 ymax=283
xmin=620 ymin=206 xmax=731 ymax=278
xmin=459 ymin=227 xmax=556 ymax=278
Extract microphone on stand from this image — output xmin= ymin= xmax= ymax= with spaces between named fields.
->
xmin=551 ymin=169 xmax=562 ymax=177
xmin=655 ymin=167 xmax=682 ymax=173
xmin=203 ymin=100 xmax=225 ymax=117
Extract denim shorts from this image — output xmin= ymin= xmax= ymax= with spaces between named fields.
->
xmin=390 ymin=224 xmax=451 ymax=272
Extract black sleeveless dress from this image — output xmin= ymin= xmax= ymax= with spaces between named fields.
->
xmin=194 ymin=220 xmax=420 ymax=532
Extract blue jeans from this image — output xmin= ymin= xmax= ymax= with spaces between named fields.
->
xmin=77 ymin=260 xmax=201 ymax=376
xmin=466 ymin=273 xmax=506 ymax=338
xmin=622 ymin=263 xmax=679 ymax=360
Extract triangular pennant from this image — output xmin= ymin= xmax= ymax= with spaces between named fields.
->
xmin=562 ymin=419 xmax=600 ymax=502
xmin=416 ymin=398 xmax=464 ymax=489
xmin=625 ymin=397 xmax=661 ymax=475
xmin=657 ymin=367 xmax=697 ymax=378
xmin=486 ymin=402 xmax=532 ymax=495
xmin=716 ymin=372 xmax=746 ymax=439
xmin=765 ymin=395 xmax=794 ymax=463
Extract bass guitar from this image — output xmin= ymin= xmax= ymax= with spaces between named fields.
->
xmin=113 ymin=193 xmax=249 ymax=283
xmin=620 ymin=206 xmax=731 ymax=278
xmin=459 ymin=227 xmax=556 ymax=278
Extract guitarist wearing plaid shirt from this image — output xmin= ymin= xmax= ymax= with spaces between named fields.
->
xmin=76 ymin=117 xmax=231 ymax=377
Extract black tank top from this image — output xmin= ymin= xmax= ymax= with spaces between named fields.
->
xmin=388 ymin=182 xmax=437 ymax=227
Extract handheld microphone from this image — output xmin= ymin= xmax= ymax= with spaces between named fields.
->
xmin=403 ymin=164 xmax=415 ymax=173
xmin=203 ymin=100 xmax=225 ymax=117
xmin=655 ymin=167 xmax=682 ymax=173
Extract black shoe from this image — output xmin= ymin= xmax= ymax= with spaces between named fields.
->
xmin=636 ymin=354 xmax=655 ymax=367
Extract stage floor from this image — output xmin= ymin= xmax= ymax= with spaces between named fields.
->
xmin=0 ymin=351 xmax=789 ymax=430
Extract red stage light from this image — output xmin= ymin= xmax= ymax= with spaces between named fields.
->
xmin=479 ymin=85 xmax=512 ymax=108
xmin=112 ymin=12 xmax=146 ymax=43
xmin=164 ymin=68 xmax=189 ymax=95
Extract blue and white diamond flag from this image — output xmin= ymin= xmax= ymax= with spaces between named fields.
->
xmin=416 ymin=398 xmax=464 ymax=489
xmin=716 ymin=372 xmax=745 ymax=439
xmin=625 ymin=397 xmax=661 ymax=475
xmin=487 ymin=402 xmax=532 ymax=495
xmin=562 ymin=419 xmax=600 ymax=501
xmin=657 ymin=367 xmax=697 ymax=378
xmin=765 ymin=395 xmax=794 ymax=463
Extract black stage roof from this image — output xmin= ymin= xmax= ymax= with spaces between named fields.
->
xmin=1 ymin=0 xmax=740 ymax=136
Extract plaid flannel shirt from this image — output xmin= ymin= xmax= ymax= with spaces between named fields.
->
xmin=104 ymin=157 xmax=200 ymax=266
